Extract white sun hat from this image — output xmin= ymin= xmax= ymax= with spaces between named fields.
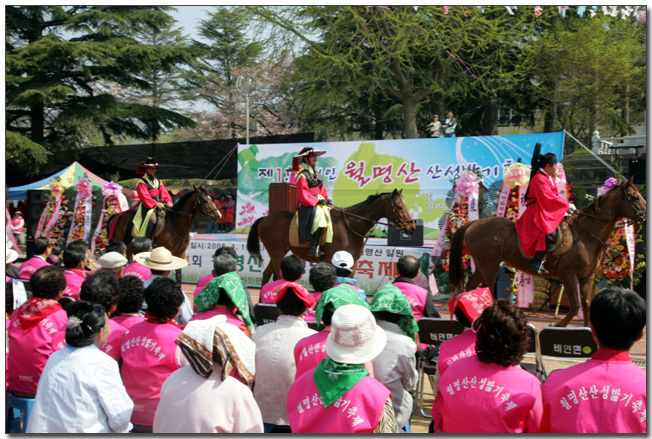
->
xmin=331 ymin=250 xmax=354 ymax=271
xmin=134 ymin=246 xmax=188 ymax=271
xmin=326 ymin=304 xmax=387 ymax=364
xmin=98 ymin=251 xmax=129 ymax=269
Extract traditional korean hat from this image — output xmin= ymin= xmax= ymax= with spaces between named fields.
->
xmin=326 ymin=304 xmax=386 ymax=364
xmin=134 ymin=246 xmax=188 ymax=271
xmin=292 ymin=147 xmax=326 ymax=172
xmin=136 ymin=158 xmax=159 ymax=175
xmin=448 ymin=287 xmax=494 ymax=323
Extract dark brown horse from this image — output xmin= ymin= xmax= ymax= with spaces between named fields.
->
xmin=247 ymin=189 xmax=416 ymax=286
xmin=449 ymin=177 xmax=645 ymax=327
xmin=106 ymin=185 xmax=221 ymax=281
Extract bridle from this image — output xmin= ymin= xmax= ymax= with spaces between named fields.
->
xmin=333 ymin=194 xmax=416 ymax=238
xmin=162 ymin=192 xmax=221 ymax=219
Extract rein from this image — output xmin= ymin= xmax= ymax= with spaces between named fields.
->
xmin=330 ymin=194 xmax=415 ymax=239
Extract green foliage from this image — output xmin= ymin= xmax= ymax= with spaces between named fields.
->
xmin=6 ymin=6 xmax=197 ymax=175
xmin=5 ymin=131 xmax=51 ymax=175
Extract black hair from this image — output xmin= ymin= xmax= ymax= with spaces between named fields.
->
xmin=213 ymin=254 xmax=237 ymax=276
xmin=215 ymin=288 xmax=236 ymax=308
xmin=65 ymin=300 xmax=107 ymax=348
xmin=309 ymin=262 xmax=337 ymax=293
xmin=334 ymin=267 xmax=352 ymax=278
xmin=79 ymin=270 xmax=121 ymax=314
xmin=525 ymin=143 xmax=558 ymax=200
xmin=105 ymin=241 xmax=127 ymax=256
xmin=63 ymin=247 xmax=86 ymax=269
xmin=144 ymin=277 xmax=185 ymax=320
xmin=281 ymin=255 xmax=305 ymax=281
xmin=373 ymin=310 xmax=402 ymax=325
xmin=130 ymin=237 xmax=153 ymax=254
xmin=33 ymin=237 xmax=50 ymax=255
xmin=475 ymin=299 xmax=530 ymax=367
xmin=214 ymin=246 xmax=238 ymax=259
xmin=6 ymin=281 xmax=14 ymax=316
xmin=66 ymin=240 xmax=88 ymax=253
xmin=590 ymin=286 xmax=646 ymax=351
xmin=116 ymin=275 xmax=146 ymax=314
xmin=31 ymin=265 xmax=66 ymax=299
xmin=397 ymin=255 xmax=419 ymax=279
xmin=277 ymin=286 xmax=309 ymax=316
xmin=321 ymin=308 xmax=334 ymax=326
xmin=453 ymin=308 xmax=472 ymax=328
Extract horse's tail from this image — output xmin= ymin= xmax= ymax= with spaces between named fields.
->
xmin=448 ymin=220 xmax=474 ymax=296
xmin=246 ymin=216 xmax=265 ymax=263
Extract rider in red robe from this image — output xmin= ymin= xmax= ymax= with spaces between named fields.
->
xmin=133 ymin=159 xmax=173 ymax=238
xmin=292 ymin=147 xmax=332 ymax=257
xmin=515 ymin=147 xmax=575 ymax=275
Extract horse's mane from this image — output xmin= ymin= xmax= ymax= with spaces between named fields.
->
xmin=344 ymin=192 xmax=389 ymax=212
xmin=581 ymin=184 xmax=620 ymax=218
xmin=167 ymin=187 xmax=207 ymax=218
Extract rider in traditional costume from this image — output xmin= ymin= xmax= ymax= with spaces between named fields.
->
xmin=133 ymin=159 xmax=173 ymax=238
xmin=515 ymin=144 xmax=576 ymax=275
xmin=292 ymin=147 xmax=333 ymax=258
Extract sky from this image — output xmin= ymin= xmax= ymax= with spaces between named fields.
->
xmin=169 ymin=5 xmax=217 ymax=42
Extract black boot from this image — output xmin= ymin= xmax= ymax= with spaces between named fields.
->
xmin=529 ymin=251 xmax=549 ymax=275
xmin=307 ymin=228 xmax=324 ymax=258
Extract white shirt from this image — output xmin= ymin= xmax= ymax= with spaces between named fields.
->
xmin=371 ymin=320 xmax=419 ymax=429
xmin=253 ymin=315 xmax=316 ymax=425
xmin=26 ymin=345 xmax=133 ymax=433
xmin=153 ymin=365 xmax=263 ymax=433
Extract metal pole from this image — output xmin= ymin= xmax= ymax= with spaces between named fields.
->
xmin=246 ymin=94 xmax=250 ymax=145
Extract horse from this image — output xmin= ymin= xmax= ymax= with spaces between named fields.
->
xmin=247 ymin=188 xmax=416 ymax=287
xmin=106 ymin=185 xmax=221 ymax=282
xmin=448 ymin=176 xmax=646 ymax=327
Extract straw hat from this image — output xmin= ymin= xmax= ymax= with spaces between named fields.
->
xmin=134 ymin=247 xmax=188 ymax=271
xmin=448 ymin=287 xmax=494 ymax=323
xmin=331 ymin=251 xmax=354 ymax=271
xmin=326 ymin=304 xmax=386 ymax=364
xmin=98 ymin=251 xmax=128 ymax=269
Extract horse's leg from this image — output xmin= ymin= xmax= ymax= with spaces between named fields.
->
xmin=555 ymin=274 xmax=580 ymax=327
xmin=467 ymin=260 xmax=501 ymax=296
xmin=261 ymin=262 xmax=275 ymax=286
xmin=578 ymin=276 xmax=594 ymax=327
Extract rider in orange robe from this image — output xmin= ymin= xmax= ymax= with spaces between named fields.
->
xmin=515 ymin=146 xmax=575 ymax=275
xmin=292 ymin=147 xmax=332 ymax=258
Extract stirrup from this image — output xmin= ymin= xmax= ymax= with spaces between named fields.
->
xmin=529 ymin=260 xmax=549 ymax=275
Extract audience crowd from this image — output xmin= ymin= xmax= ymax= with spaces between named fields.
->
xmin=5 ymin=238 xmax=647 ymax=434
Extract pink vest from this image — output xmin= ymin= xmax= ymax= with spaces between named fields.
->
xmin=192 ymin=274 xmax=214 ymax=311
xmin=437 ymin=355 xmax=542 ymax=433
xmin=120 ymin=320 xmax=182 ymax=426
xmin=111 ymin=314 xmax=145 ymax=331
xmin=302 ymin=292 xmax=322 ymax=322
xmin=393 ymin=281 xmax=427 ymax=320
xmin=437 ymin=330 xmax=477 ymax=376
xmin=12 ymin=217 xmax=24 ymax=233
xmin=294 ymin=331 xmax=329 ymax=378
xmin=541 ymin=351 xmax=646 ymax=433
xmin=260 ymin=279 xmax=288 ymax=304
xmin=7 ymin=308 xmax=67 ymax=394
xmin=99 ymin=319 xmax=127 ymax=361
xmin=287 ymin=373 xmax=391 ymax=433
xmin=123 ymin=261 xmax=151 ymax=281
xmin=17 ymin=257 xmax=50 ymax=280
xmin=63 ymin=270 xmax=86 ymax=299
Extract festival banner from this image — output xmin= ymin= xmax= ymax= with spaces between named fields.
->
xmin=235 ymin=133 xmax=565 ymax=239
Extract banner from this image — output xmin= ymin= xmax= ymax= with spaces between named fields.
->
xmin=236 ymin=133 xmax=565 ymax=239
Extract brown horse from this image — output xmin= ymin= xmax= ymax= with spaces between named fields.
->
xmin=247 ymin=189 xmax=416 ymax=286
xmin=106 ymin=185 xmax=221 ymax=281
xmin=448 ymin=177 xmax=645 ymax=327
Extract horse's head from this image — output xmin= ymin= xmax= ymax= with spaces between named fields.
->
xmin=387 ymin=189 xmax=416 ymax=235
xmin=617 ymin=176 xmax=646 ymax=226
xmin=193 ymin=185 xmax=222 ymax=223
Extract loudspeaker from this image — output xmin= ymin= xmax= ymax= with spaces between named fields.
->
xmin=628 ymin=157 xmax=645 ymax=185
xmin=25 ymin=190 xmax=46 ymax=258
xmin=388 ymin=219 xmax=423 ymax=247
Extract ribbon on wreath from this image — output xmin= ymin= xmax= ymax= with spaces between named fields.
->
xmin=496 ymin=163 xmax=530 ymax=218
xmin=66 ymin=177 xmax=94 ymax=245
xmin=90 ymin=182 xmax=129 ymax=253
xmin=35 ymin=183 xmax=63 ymax=239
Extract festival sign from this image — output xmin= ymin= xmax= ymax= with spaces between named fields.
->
xmin=235 ymin=132 xmax=565 ymax=239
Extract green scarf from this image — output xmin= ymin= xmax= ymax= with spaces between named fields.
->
xmin=369 ymin=284 xmax=418 ymax=341
xmin=313 ymin=357 xmax=369 ymax=407
xmin=313 ymin=284 xmax=369 ymax=327
xmin=194 ymin=272 xmax=253 ymax=327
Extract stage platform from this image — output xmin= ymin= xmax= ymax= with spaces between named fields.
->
xmin=182 ymin=233 xmax=436 ymax=292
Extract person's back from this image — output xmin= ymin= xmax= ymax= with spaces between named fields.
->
xmin=123 ymin=237 xmax=152 ymax=281
xmin=7 ymin=266 xmax=67 ymax=397
xmin=392 ymin=255 xmax=440 ymax=320
xmin=540 ymin=286 xmax=646 ymax=433
xmin=260 ymin=254 xmax=305 ymax=304
xmin=18 ymin=238 xmax=51 ymax=280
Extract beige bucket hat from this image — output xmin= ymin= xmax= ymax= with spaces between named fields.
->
xmin=134 ymin=246 xmax=188 ymax=271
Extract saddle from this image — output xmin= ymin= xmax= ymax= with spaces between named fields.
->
xmin=516 ymin=218 xmax=573 ymax=261
xmin=289 ymin=212 xmax=328 ymax=248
